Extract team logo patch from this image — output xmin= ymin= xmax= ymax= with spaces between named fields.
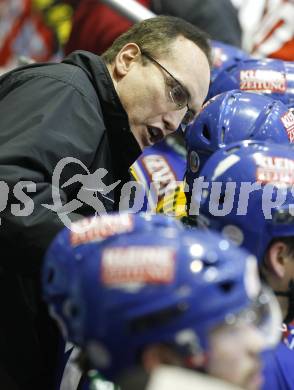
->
xmin=70 ymin=214 xmax=133 ymax=246
xmin=240 ymin=70 xmax=287 ymax=93
xmin=142 ymin=155 xmax=176 ymax=198
xmin=281 ymin=111 xmax=294 ymax=142
xmin=255 ymin=155 xmax=294 ymax=186
xmin=101 ymin=246 xmax=175 ymax=285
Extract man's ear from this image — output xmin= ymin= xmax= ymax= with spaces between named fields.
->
xmin=113 ymin=43 xmax=141 ymax=78
xmin=265 ymin=241 xmax=288 ymax=279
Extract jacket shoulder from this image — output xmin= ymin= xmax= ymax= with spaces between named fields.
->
xmin=0 ymin=62 xmax=98 ymax=103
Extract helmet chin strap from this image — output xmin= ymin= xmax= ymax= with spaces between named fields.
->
xmin=274 ymin=280 xmax=294 ymax=324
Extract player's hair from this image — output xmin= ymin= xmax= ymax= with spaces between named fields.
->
xmin=102 ymin=16 xmax=211 ymax=65
xmin=265 ymin=236 xmax=294 ymax=260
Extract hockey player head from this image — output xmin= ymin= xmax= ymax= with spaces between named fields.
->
xmin=50 ymin=223 xmax=281 ymax=389
xmin=210 ymin=40 xmax=250 ymax=83
xmin=42 ymin=212 xmax=181 ymax=342
xmin=207 ymin=58 xmax=294 ymax=109
xmin=185 ymin=90 xmax=292 ymax=209
xmin=193 ymin=140 xmax=294 ymax=323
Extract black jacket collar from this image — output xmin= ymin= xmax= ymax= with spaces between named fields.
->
xmin=62 ymin=51 xmax=141 ymax=177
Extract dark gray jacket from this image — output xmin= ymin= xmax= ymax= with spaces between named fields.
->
xmin=151 ymin=0 xmax=242 ymax=47
xmin=0 ymin=51 xmax=140 ymax=389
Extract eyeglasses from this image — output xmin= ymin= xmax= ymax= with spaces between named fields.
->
xmin=141 ymin=51 xmax=196 ymax=128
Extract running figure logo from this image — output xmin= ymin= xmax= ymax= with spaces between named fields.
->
xmin=43 ymin=157 xmax=121 ymax=231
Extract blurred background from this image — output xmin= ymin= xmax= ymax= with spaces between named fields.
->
xmin=0 ymin=0 xmax=292 ymax=75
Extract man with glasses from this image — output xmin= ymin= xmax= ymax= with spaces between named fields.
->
xmin=0 ymin=15 xmax=210 ymax=390
xmin=140 ymin=51 xmax=196 ymax=129
xmin=102 ymin=21 xmax=210 ymax=148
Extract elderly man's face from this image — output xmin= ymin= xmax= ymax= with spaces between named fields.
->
xmin=112 ymin=36 xmax=210 ymax=149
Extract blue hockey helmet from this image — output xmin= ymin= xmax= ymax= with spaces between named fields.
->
xmin=195 ymin=140 xmax=294 ymax=261
xmin=42 ymin=212 xmax=182 ymax=341
xmin=62 ymin=226 xmax=281 ymax=380
xmin=185 ymin=90 xmax=292 ymax=196
xmin=207 ymin=58 xmax=294 ymax=108
xmin=195 ymin=140 xmax=294 ymax=323
xmin=210 ymin=40 xmax=250 ymax=83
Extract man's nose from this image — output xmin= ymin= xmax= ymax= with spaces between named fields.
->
xmin=162 ymin=108 xmax=186 ymax=132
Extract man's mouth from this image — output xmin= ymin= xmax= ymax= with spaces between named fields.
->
xmin=147 ymin=126 xmax=164 ymax=144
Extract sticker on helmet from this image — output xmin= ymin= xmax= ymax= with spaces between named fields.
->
xmin=142 ymin=155 xmax=176 ymax=198
xmin=255 ymin=155 xmax=294 ymax=185
xmin=101 ymin=246 xmax=175 ymax=285
xmin=70 ymin=214 xmax=134 ymax=246
xmin=240 ymin=70 xmax=287 ymax=93
xmin=281 ymin=111 xmax=294 ymax=142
